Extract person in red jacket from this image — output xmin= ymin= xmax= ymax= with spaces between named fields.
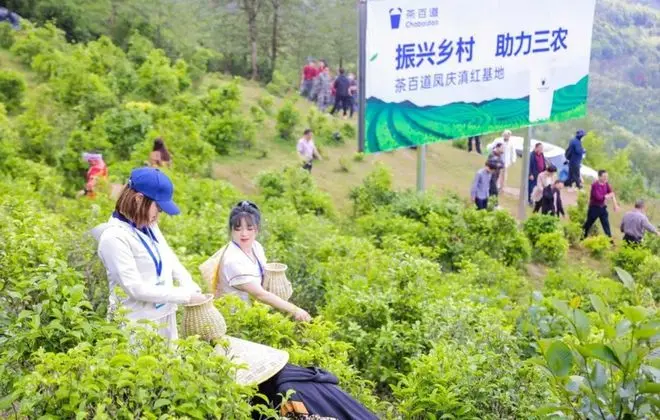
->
xmin=583 ymin=169 xmax=619 ymax=239
xmin=77 ymin=152 xmax=108 ymax=198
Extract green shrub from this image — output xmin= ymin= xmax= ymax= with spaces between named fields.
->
xmin=0 ymin=70 xmax=26 ymax=112
xmin=564 ymin=222 xmax=583 ymax=247
xmin=0 ymin=22 xmax=15 ymax=49
xmin=353 ymin=152 xmax=365 ymax=162
xmin=523 ymin=214 xmax=561 ymax=245
xmin=534 ymin=231 xmax=569 ymax=265
xmin=582 ymin=235 xmax=612 ymax=259
xmin=339 ymin=123 xmax=355 ymax=142
xmin=126 ymin=31 xmax=154 ymax=66
xmin=250 ymin=104 xmax=265 ymax=124
xmin=256 ymin=167 xmax=335 ymax=217
xmin=610 ymin=245 xmax=653 ymax=279
xmin=637 ymin=255 xmax=660 ymax=300
xmin=203 ymin=114 xmax=256 ymax=155
xmin=266 ymin=70 xmax=291 ymax=96
xmin=136 ymin=50 xmax=180 ymax=104
xmin=537 ymin=295 xmax=659 ymax=419
xmin=349 ymin=163 xmax=395 ymax=216
xmin=8 ymin=331 xmax=266 ymax=419
xmin=93 ymin=106 xmax=153 ymax=160
xmin=452 ymin=138 xmax=467 ymax=150
xmin=338 ymin=156 xmax=352 ymax=173
xmin=257 ymin=94 xmax=275 ymax=115
xmin=544 ymin=266 xmax=628 ymax=308
xmin=276 ymin=100 xmax=300 ymax=140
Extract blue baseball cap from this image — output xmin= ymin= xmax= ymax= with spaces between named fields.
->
xmin=128 ymin=168 xmax=180 ymax=215
xmin=576 ymin=129 xmax=586 ymax=138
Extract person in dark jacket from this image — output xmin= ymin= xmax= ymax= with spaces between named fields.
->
xmin=487 ymin=143 xmax=505 ymax=199
xmin=330 ymin=68 xmax=352 ymax=118
xmin=541 ymin=180 xmax=566 ymax=217
xmin=583 ymin=169 xmax=619 ymax=239
xmin=254 ymin=364 xmax=378 ymax=419
xmin=467 ymin=135 xmax=481 ymax=154
xmin=564 ymin=129 xmax=586 ymax=189
xmin=528 ymin=143 xmax=547 ymax=205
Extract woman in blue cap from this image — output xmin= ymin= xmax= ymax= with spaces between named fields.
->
xmin=92 ymin=168 xmax=206 ymax=341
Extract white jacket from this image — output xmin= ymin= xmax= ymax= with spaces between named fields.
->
xmin=502 ymin=140 xmax=517 ymax=168
xmin=92 ymin=217 xmax=200 ymax=321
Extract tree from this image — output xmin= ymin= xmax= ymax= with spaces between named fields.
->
xmin=240 ymin=0 xmax=264 ymax=80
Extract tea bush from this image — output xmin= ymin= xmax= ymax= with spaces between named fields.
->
xmin=523 ymin=213 xmax=562 ymax=245
xmin=583 ymin=235 xmax=613 ymax=259
xmin=275 ymin=99 xmax=300 ymax=140
xmin=534 ymin=231 xmax=569 ymax=265
xmin=0 ymin=22 xmax=15 ymax=48
xmin=610 ymin=244 xmax=654 ymax=279
xmin=0 ymin=70 xmax=26 ymax=112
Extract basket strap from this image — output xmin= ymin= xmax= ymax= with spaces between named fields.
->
xmin=211 ymin=245 xmax=229 ymax=298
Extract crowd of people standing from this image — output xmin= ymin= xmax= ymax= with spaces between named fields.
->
xmin=300 ymin=59 xmax=358 ymax=119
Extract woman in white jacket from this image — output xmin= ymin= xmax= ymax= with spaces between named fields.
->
xmin=498 ymin=130 xmax=517 ymax=190
xmin=93 ymin=167 xmax=206 ymax=341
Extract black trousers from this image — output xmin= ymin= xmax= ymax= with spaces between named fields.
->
xmin=331 ymin=95 xmax=352 ymax=116
xmin=468 ymin=136 xmax=481 ymax=153
xmin=583 ymin=205 xmax=612 ymax=238
xmin=475 ymin=198 xmax=488 ymax=210
xmin=623 ymin=234 xmax=642 ymax=245
xmin=302 ymin=162 xmax=313 ymax=172
xmin=566 ymin=163 xmax=582 ymax=188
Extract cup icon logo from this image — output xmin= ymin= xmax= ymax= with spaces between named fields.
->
xmin=390 ymin=8 xmax=402 ymax=29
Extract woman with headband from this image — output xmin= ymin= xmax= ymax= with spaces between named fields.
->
xmin=205 ymin=201 xmax=312 ymax=322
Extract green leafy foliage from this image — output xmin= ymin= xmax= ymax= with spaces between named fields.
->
xmin=275 ymin=99 xmax=300 ymax=140
xmin=0 ymin=70 xmax=26 ymax=112
xmin=523 ymin=214 xmax=562 ymax=246
xmin=582 ymin=235 xmax=613 ymax=259
xmin=534 ymin=231 xmax=569 ymax=265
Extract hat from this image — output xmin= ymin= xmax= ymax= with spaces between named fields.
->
xmin=576 ymin=129 xmax=586 ymax=138
xmin=214 ymin=337 xmax=289 ymax=386
xmin=128 ymin=168 xmax=180 ymax=215
xmin=82 ymin=152 xmax=103 ymax=162
xmin=182 ymin=295 xmax=288 ymax=386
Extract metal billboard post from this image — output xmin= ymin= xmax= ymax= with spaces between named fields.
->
xmin=357 ymin=0 xmax=367 ymax=153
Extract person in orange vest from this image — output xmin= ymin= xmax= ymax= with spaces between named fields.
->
xmin=77 ymin=152 xmax=108 ymax=198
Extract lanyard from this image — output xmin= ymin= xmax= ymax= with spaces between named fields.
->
xmin=113 ymin=212 xmax=165 ymax=309
xmin=232 ymin=241 xmax=264 ymax=284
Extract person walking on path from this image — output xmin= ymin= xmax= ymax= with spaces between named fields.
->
xmin=583 ymin=170 xmax=619 ymax=239
xmin=471 ymin=160 xmax=498 ymax=210
xmin=532 ymin=165 xmax=557 ymax=213
xmin=620 ymin=200 xmax=658 ymax=244
xmin=467 ymin=135 xmax=481 ymax=154
xmin=297 ymin=129 xmax=322 ymax=172
xmin=349 ymin=73 xmax=358 ymax=116
xmin=528 ymin=143 xmax=547 ymax=205
xmin=499 ymin=130 xmax=517 ymax=190
xmin=487 ymin=143 xmax=505 ymax=202
xmin=565 ymin=129 xmax=586 ymax=190
xmin=541 ymin=180 xmax=566 ymax=217
xmin=330 ymin=68 xmax=352 ymax=118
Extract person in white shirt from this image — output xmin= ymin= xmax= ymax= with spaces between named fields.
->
xmin=92 ymin=168 xmax=206 ymax=341
xmin=498 ymin=129 xmax=517 ymax=190
xmin=212 ymin=201 xmax=312 ymax=322
xmin=297 ymin=129 xmax=322 ymax=172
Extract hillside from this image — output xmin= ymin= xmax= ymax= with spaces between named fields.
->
xmin=1 ymin=12 xmax=659 ymax=420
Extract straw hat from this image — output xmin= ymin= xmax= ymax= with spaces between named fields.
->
xmin=263 ymin=262 xmax=293 ymax=301
xmin=182 ymin=294 xmax=288 ymax=386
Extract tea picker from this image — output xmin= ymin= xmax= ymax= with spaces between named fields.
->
xmin=200 ymin=201 xmax=311 ymax=322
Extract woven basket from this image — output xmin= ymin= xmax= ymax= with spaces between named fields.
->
xmin=263 ymin=262 xmax=293 ymax=301
xmin=181 ymin=294 xmax=227 ymax=341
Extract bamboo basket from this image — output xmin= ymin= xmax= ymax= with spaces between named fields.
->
xmin=263 ymin=263 xmax=293 ymax=301
xmin=181 ymin=294 xmax=227 ymax=341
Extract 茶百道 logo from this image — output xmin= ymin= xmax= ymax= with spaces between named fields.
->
xmin=389 ymin=6 xmax=439 ymax=30
xmin=389 ymin=8 xmax=402 ymax=29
